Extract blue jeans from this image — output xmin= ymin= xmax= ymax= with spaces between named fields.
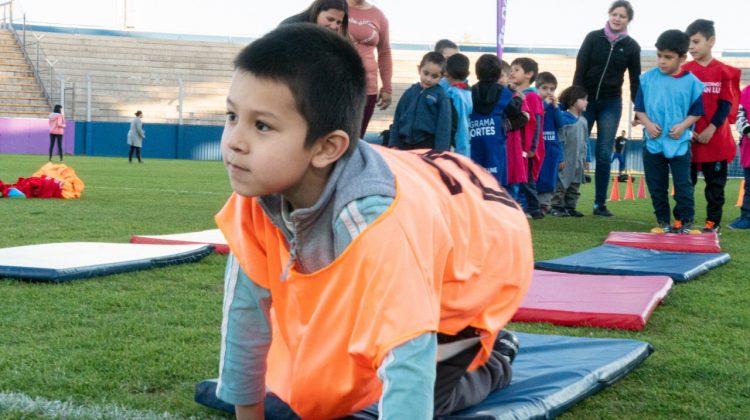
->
xmin=643 ymin=148 xmax=694 ymax=223
xmin=583 ymin=96 xmax=622 ymax=207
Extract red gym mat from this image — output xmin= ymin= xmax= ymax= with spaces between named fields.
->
xmin=604 ymin=231 xmax=720 ymax=253
xmin=130 ymin=229 xmax=229 ymax=254
xmin=513 ymin=270 xmax=673 ymax=330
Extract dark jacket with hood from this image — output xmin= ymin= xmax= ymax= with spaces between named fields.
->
xmin=573 ymin=28 xmax=641 ymax=101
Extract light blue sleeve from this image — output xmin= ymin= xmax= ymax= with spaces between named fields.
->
xmin=333 ymin=195 xmax=393 ymax=252
xmin=377 ymin=333 xmax=437 ymax=420
xmin=216 ymin=254 xmax=272 ymax=406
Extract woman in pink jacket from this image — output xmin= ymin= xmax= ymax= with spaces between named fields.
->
xmin=48 ymin=104 xmax=66 ymax=162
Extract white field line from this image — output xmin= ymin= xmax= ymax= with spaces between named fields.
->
xmin=0 ymin=391 xmax=220 ymax=420
xmin=88 ymin=185 xmax=230 ymax=196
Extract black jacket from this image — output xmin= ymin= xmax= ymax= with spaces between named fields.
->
xmin=573 ymin=29 xmax=641 ymax=101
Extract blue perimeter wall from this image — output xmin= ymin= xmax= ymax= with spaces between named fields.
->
xmin=74 ymin=121 xmax=223 ymax=160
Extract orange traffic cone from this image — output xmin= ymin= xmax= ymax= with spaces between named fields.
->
xmin=737 ymin=179 xmax=745 ymax=207
xmin=624 ymin=175 xmax=635 ymax=200
xmin=637 ymin=175 xmax=647 ymax=199
xmin=609 ymin=176 xmax=620 ymax=201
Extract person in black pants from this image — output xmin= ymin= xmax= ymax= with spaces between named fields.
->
xmin=48 ymin=104 xmax=66 ymax=161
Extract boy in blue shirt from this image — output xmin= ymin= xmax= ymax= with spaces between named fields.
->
xmin=444 ymin=53 xmax=472 ymax=156
xmin=535 ymin=71 xmax=565 ymax=214
xmin=390 ymin=52 xmax=452 ymax=151
xmin=634 ymin=29 xmax=704 ymax=234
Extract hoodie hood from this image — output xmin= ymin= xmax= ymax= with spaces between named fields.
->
xmin=49 ymin=112 xmax=61 ymax=120
xmin=472 ymin=81 xmax=502 ymax=115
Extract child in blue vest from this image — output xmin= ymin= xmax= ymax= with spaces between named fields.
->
xmin=469 ymin=54 xmax=521 ymax=187
xmin=535 ymin=72 xmax=564 ymax=214
xmin=634 ymin=29 xmax=704 ymax=234
xmin=444 ymin=53 xmax=473 ymax=156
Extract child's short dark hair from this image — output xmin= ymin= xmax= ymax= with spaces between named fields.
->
xmin=510 ymin=57 xmax=539 ymax=83
xmin=500 ymin=60 xmax=511 ymax=77
xmin=233 ymin=24 xmax=365 ymax=153
xmin=434 ymin=39 xmax=458 ymax=55
xmin=686 ymin=19 xmax=715 ymax=39
xmin=535 ymin=72 xmax=557 ymax=88
xmin=445 ymin=53 xmax=470 ymax=81
xmin=655 ymin=29 xmax=689 ymax=56
xmin=609 ymin=1 xmax=634 ymax=21
xmin=559 ymin=85 xmax=588 ymax=110
xmin=475 ymin=54 xmax=502 ymax=82
xmin=420 ymin=51 xmax=446 ymax=69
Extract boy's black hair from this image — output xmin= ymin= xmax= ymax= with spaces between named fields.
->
xmin=510 ymin=57 xmax=539 ymax=83
xmin=559 ymin=85 xmax=588 ymax=110
xmin=685 ymin=19 xmax=715 ymax=39
xmin=434 ymin=39 xmax=458 ymax=54
xmin=420 ymin=51 xmax=446 ymax=70
xmin=609 ymin=0 xmax=634 ymax=21
xmin=233 ymin=24 xmax=365 ymax=153
xmin=535 ymin=71 xmax=557 ymax=88
xmin=655 ymin=29 xmax=689 ymax=56
xmin=445 ymin=53 xmax=470 ymax=81
xmin=475 ymin=54 xmax=502 ymax=82
xmin=53 ymin=104 xmax=62 ymax=113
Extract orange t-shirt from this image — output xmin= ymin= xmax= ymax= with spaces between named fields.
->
xmin=216 ymin=147 xmax=533 ymax=418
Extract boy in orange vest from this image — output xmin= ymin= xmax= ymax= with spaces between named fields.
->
xmin=215 ymin=24 xmax=533 ymax=419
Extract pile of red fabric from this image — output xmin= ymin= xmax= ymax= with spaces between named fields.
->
xmin=0 ymin=176 xmax=64 ymax=198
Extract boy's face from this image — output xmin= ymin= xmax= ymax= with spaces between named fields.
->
xmin=574 ymin=96 xmax=589 ymax=113
xmin=498 ymin=71 xmax=509 ymax=86
xmin=418 ymin=61 xmax=442 ymax=89
xmin=221 ymin=70 xmax=316 ymax=199
xmin=688 ymin=33 xmax=715 ymax=62
xmin=656 ymin=49 xmax=686 ymax=75
xmin=509 ymin=64 xmax=531 ymax=87
xmin=440 ymin=47 xmax=459 ymax=59
xmin=537 ymin=83 xmax=556 ymax=101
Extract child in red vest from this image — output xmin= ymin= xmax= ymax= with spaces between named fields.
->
xmin=683 ymin=19 xmax=741 ymax=233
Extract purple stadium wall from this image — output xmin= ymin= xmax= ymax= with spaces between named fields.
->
xmin=0 ymin=117 xmax=76 ymax=156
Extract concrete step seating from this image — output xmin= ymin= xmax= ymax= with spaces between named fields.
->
xmin=0 ymin=31 xmax=50 ymax=119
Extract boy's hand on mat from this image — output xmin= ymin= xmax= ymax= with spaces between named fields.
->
xmin=235 ymin=403 xmax=264 ymax=420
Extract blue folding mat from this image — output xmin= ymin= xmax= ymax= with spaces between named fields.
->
xmin=0 ymin=242 xmax=214 ymax=283
xmin=194 ymin=332 xmax=653 ymax=419
xmin=534 ymin=244 xmax=730 ymax=282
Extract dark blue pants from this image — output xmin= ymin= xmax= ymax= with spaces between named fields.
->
xmin=610 ymin=152 xmax=626 ymax=173
xmin=518 ymin=159 xmax=541 ymax=215
xmin=690 ymin=161 xmax=728 ymax=225
xmin=643 ymin=148 xmax=694 ymax=224
xmin=583 ymin=96 xmax=622 ymax=207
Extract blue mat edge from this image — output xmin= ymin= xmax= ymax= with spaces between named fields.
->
xmin=194 ymin=333 xmax=654 ymax=419
xmin=535 ymin=245 xmax=731 ymax=282
xmin=0 ymin=244 xmax=214 ymax=283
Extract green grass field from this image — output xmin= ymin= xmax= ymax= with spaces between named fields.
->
xmin=1 ymin=153 xmax=748 ymax=419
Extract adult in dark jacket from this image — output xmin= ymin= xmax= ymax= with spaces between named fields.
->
xmin=573 ymin=0 xmax=640 ymax=217
xmin=280 ymin=0 xmax=348 ymax=36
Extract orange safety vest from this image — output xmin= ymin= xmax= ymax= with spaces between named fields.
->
xmin=215 ymin=146 xmax=533 ymax=419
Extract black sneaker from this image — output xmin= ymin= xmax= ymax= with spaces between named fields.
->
xmin=495 ymin=330 xmax=520 ymax=364
xmin=550 ymin=208 xmax=569 ymax=217
xmin=567 ymin=209 xmax=584 ymax=217
xmin=530 ymin=212 xmax=545 ymax=220
xmin=593 ymin=205 xmax=614 ymax=217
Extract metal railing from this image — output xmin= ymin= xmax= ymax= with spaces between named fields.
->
xmin=1 ymin=0 xmax=74 ymax=112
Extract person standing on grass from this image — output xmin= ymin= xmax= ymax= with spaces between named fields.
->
xmin=634 ymin=30 xmax=704 ymax=235
xmin=611 ymin=130 xmax=628 ymax=177
xmin=573 ymin=0 xmax=641 ymax=217
xmin=48 ymin=104 xmax=65 ymax=162
xmin=550 ymin=86 xmax=589 ymax=218
xmin=127 ymin=111 xmax=145 ymax=164
xmin=728 ymin=86 xmax=750 ymax=230
xmin=683 ymin=19 xmax=741 ymax=234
